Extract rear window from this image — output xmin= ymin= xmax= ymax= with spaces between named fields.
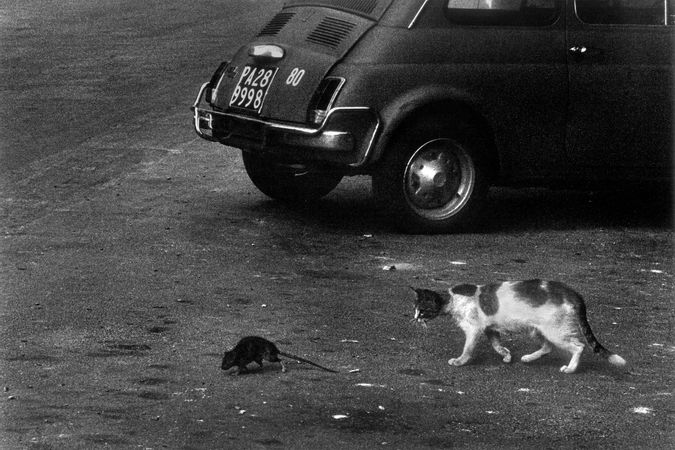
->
xmin=575 ymin=0 xmax=669 ymax=26
xmin=446 ymin=0 xmax=560 ymax=26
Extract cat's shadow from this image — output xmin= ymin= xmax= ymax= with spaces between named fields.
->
xmin=431 ymin=335 xmax=629 ymax=376
xmin=472 ymin=349 xmax=630 ymax=378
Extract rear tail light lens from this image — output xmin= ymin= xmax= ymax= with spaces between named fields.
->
xmin=308 ymin=77 xmax=344 ymax=125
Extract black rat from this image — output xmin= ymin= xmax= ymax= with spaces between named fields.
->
xmin=221 ymin=336 xmax=338 ymax=374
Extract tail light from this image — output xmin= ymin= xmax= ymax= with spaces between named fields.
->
xmin=307 ymin=77 xmax=345 ymax=125
xmin=205 ymin=61 xmax=230 ymax=105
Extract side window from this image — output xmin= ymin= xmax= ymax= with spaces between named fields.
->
xmin=445 ymin=0 xmax=560 ymax=26
xmin=575 ymin=0 xmax=666 ymax=25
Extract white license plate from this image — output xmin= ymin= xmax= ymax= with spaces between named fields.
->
xmin=229 ymin=65 xmax=278 ymax=114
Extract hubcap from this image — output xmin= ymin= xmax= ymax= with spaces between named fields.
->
xmin=404 ymin=139 xmax=475 ymax=220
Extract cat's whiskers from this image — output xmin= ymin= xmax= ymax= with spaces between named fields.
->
xmin=409 ymin=316 xmax=429 ymax=329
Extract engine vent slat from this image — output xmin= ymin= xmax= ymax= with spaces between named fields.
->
xmin=306 ymin=17 xmax=356 ymax=49
xmin=332 ymin=0 xmax=378 ymax=15
xmin=258 ymin=12 xmax=295 ymax=37
xmin=303 ymin=0 xmax=378 ymax=15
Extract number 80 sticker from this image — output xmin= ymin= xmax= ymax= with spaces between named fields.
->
xmin=286 ymin=67 xmax=306 ymax=87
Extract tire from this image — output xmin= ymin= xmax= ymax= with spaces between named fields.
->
xmin=242 ymin=151 xmax=343 ymax=202
xmin=372 ymin=121 xmax=491 ymax=233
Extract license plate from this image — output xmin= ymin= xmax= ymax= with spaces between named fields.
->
xmin=229 ymin=65 xmax=278 ymax=114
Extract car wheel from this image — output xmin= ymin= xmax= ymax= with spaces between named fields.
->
xmin=242 ymin=151 xmax=343 ymax=202
xmin=372 ymin=123 xmax=491 ymax=233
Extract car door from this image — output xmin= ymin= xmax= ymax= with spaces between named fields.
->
xmin=565 ymin=0 xmax=673 ymax=183
xmin=407 ymin=0 xmax=568 ymax=182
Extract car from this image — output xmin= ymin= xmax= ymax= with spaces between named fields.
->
xmin=191 ymin=0 xmax=673 ymax=233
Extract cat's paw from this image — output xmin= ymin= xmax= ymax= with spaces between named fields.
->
xmin=521 ymin=354 xmax=536 ymax=363
xmin=502 ymin=354 xmax=512 ymax=363
xmin=448 ymin=358 xmax=466 ymax=366
xmin=559 ymin=365 xmax=576 ymax=374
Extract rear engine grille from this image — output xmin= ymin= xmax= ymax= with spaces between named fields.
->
xmin=330 ymin=0 xmax=378 ymax=15
xmin=306 ymin=17 xmax=356 ymax=49
xmin=302 ymin=0 xmax=378 ymax=15
xmin=258 ymin=12 xmax=295 ymax=37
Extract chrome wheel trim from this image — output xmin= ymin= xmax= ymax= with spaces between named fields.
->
xmin=403 ymin=138 xmax=476 ymax=220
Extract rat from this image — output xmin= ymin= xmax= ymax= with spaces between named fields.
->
xmin=221 ymin=336 xmax=338 ymax=375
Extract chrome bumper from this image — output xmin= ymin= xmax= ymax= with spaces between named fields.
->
xmin=190 ymin=83 xmax=380 ymax=167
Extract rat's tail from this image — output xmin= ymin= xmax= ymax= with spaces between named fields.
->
xmin=279 ymin=352 xmax=338 ymax=373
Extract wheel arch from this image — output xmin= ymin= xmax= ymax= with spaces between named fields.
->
xmin=370 ymin=86 xmax=500 ymax=180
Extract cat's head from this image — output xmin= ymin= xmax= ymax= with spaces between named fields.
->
xmin=410 ymin=287 xmax=446 ymax=327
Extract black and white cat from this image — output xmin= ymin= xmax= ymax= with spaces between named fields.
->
xmin=411 ymin=279 xmax=626 ymax=373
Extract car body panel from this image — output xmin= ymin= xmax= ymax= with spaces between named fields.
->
xmin=336 ymin=14 xmax=568 ymax=180
xmin=193 ymin=0 xmax=673 ymax=186
xmin=210 ymin=6 xmax=376 ymax=124
xmin=566 ymin=8 xmax=673 ymax=181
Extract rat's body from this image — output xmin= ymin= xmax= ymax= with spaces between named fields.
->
xmin=221 ymin=336 xmax=338 ymax=375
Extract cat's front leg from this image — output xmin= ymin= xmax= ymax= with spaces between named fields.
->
xmin=449 ymin=328 xmax=482 ymax=366
xmin=485 ymin=328 xmax=512 ymax=363
xmin=448 ymin=357 xmax=470 ymax=366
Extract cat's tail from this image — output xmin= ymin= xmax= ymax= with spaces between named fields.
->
xmin=576 ymin=300 xmax=627 ymax=367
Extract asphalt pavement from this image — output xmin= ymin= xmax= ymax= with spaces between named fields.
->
xmin=1 ymin=1 xmax=673 ymax=449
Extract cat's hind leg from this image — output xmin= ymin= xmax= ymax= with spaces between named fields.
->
xmin=540 ymin=329 xmax=585 ymax=373
xmin=521 ymin=329 xmax=552 ymax=363
xmin=558 ymin=338 xmax=585 ymax=374
xmin=485 ymin=328 xmax=511 ymax=363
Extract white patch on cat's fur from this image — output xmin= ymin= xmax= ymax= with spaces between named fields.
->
xmin=482 ymin=283 xmax=566 ymax=332
xmin=413 ymin=280 xmax=626 ymax=374
xmin=609 ymin=354 xmax=627 ymax=366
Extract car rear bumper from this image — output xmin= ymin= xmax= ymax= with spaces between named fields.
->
xmin=191 ymin=83 xmax=380 ymax=167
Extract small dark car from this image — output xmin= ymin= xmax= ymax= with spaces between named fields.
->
xmin=192 ymin=0 xmax=673 ymax=233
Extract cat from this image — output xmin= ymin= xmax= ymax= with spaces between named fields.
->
xmin=411 ymin=279 xmax=626 ymax=373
